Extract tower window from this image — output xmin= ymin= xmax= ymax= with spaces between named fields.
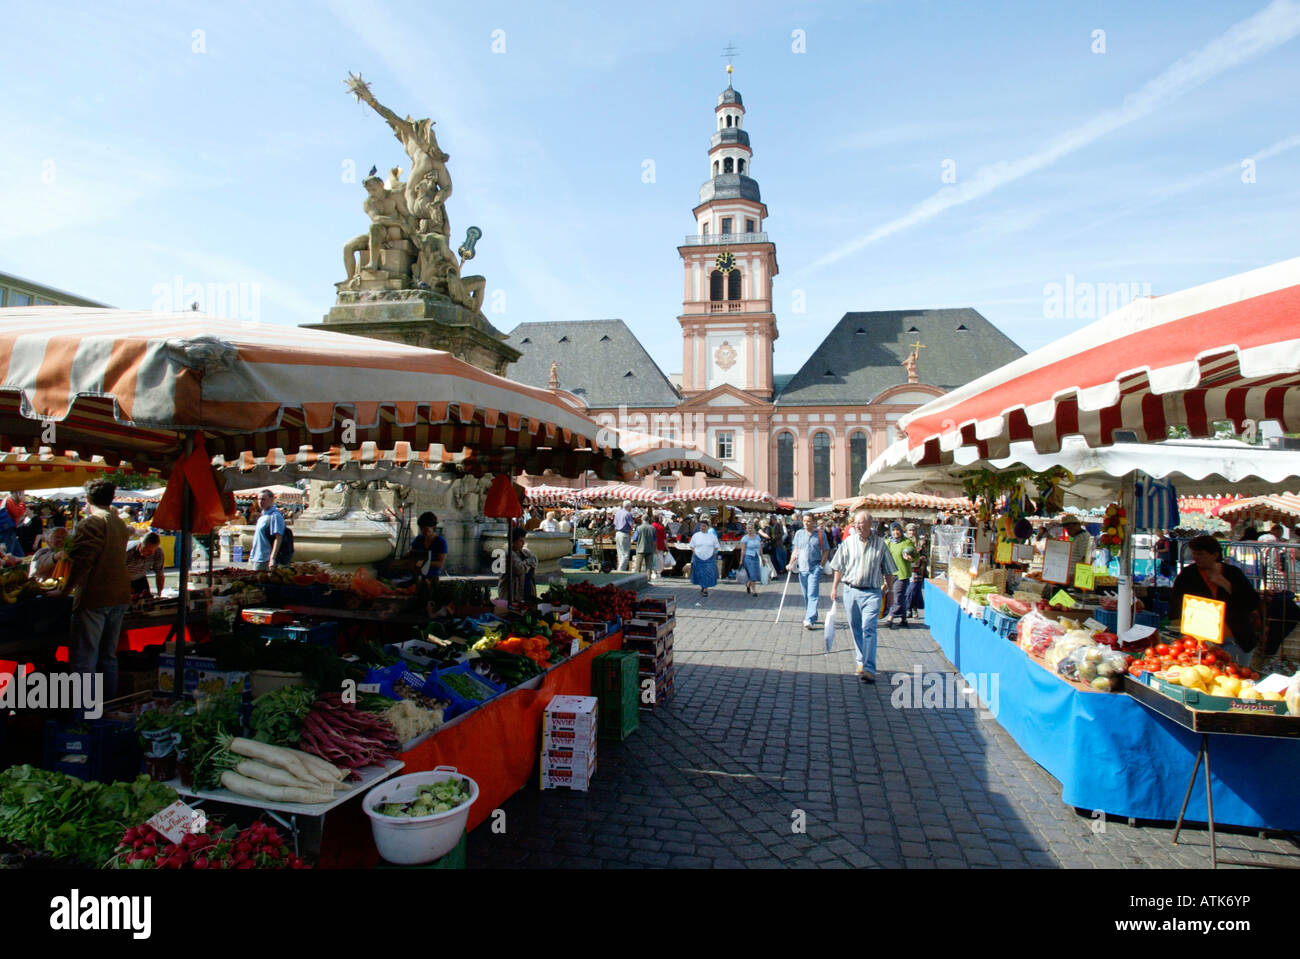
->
xmin=728 ymin=270 xmax=741 ymax=301
xmin=737 ymin=159 xmax=745 ymax=175
xmin=710 ymin=270 xmax=724 ymax=301
xmin=721 ymin=217 xmax=732 ymax=234
xmin=712 ymin=160 xmax=719 ymax=177
xmin=745 ymin=218 xmax=755 ymax=233
xmin=850 ymin=432 xmax=868 ymax=488
xmin=723 ymin=157 xmax=734 ymax=174
xmin=855 ymin=328 xmax=867 ymax=335
xmin=776 ymin=432 xmax=794 ymax=499
xmin=624 ymin=370 xmax=635 ymax=378
xmin=702 ymin=222 xmax=709 ymax=234
xmin=726 ymin=115 xmax=732 ymax=127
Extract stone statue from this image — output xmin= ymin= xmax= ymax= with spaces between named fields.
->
xmin=451 ymin=474 xmax=491 ymax=514
xmin=343 ymin=175 xmax=408 ymax=282
xmin=903 ymin=339 xmax=925 ymax=384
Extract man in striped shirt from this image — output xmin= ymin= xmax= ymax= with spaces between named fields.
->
xmin=829 ymin=509 xmax=898 ymax=684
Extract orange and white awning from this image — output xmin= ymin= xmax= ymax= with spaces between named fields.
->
xmin=841 ymin=492 xmax=976 ymax=513
xmin=0 ymin=449 xmax=156 ymax=492
xmin=901 ymin=257 xmax=1300 ymax=467
xmin=523 ymin=484 xmax=586 ymax=507
xmin=617 ymin=431 xmax=725 ymax=479
xmin=578 ymin=483 xmax=671 ymax=506
xmin=1218 ymin=493 xmax=1300 ymax=525
xmin=0 ymin=310 xmax=625 ymax=478
xmin=674 ymin=485 xmax=776 ymax=509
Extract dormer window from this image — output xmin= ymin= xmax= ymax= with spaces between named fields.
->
xmin=956 ymin=324 xmax=969 ymax=332
xmin=521 ymin=337 xmax=531 ymax=344
xmin=599 ymin=334 xmax=611 ymax=342
xmin=623 ymin=371 xmax=635 ymax=378
xmin=558 ymin=335 xmax=569 ymax=343
xmin=907 ymin=325 xmax=920 ymax=333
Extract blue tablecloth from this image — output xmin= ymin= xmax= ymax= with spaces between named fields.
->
xmin=924 ymin=580 xmax=1300 ymax=830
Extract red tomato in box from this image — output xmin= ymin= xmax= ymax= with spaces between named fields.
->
xmin=1155 ymin=643 xmax=1170 ymax=656
xmin=1226 ymin=664 xmax=1240 ymax=678
xmin=1203 ymin=652 xmax=1218 ymax=665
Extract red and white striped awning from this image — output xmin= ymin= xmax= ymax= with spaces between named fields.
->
xmin=0 ymin=310 xmax=625 ymax=477
xmin=523 ymin=484 xmax=586 ymax=507
xmin=1218 ymin=493 xmax=1300 ymax=525
xmin=901 ymin=257 xmax=1300 ymax=467
xmin=674 ymin=485 xmax=776 ymax=509
xmin=837 ymin=492 xmax=976 ymax=513
xmin=0 ymin=449 xmax=156 ymax=492
xmin=578 ymin=483 xmax=671 ymax=506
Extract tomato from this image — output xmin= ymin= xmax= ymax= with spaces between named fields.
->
xmin=1178 ymin=654 xmax=1193 ymax=665
xmin=1203 ymin=652 xmax=1218 ymax=665
xmin=1226 ymin=664 xmax=1240 ymax=678
xmin=1242 ymin=668 xmax=1257 ymax=681
xmin=1155 ymin=643 xmax=1170 ymax=656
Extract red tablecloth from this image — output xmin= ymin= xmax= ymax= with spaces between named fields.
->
xmin=318 ymin=631 xmax=623 ymax=868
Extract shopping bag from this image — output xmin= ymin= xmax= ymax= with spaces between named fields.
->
xmin=760 ymin=558 xmax=773 ymax=586
xmin=735 ymin=567 xmax=749 ymax=586
xmin=823 ymin=600 xmax=837 ymax=652
xmin=662 ymin=551 xmax=676 ymax=570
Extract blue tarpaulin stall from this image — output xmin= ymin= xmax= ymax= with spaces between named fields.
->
xmin=924 ymin=581 xmax=1300 ymax=830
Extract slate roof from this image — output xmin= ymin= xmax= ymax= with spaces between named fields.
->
xmin=505 ymin=320 xmax=681 ymax=409
xmin=775 ymin=308 xmax=1025 ymax=407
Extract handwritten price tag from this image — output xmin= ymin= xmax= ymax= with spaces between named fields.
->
xmin=995 ymin=541 xmax=1013 ymax=564
xmin=1050 ymin=590 xmax=1076 ymax=608
xmin=1073 ymin=564 xmax=1095 ymax=590
xmin=1181 ymin=595 xmax=1225 ymax=644
xmin=148 ymin=800 xmax=205 ymax=845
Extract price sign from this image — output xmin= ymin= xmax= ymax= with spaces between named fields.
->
xmin=148 ymin=800 xmax=206 ymax=845
xmin=1013 ymin=543 xmax=1035 ymax=563
xmin=995 ymin=541 xmax=1013 ymax=564
xmin=1073 ymin=564 xmax=1095 ymax=590
xmin=973 ymin=527 xmax=992 ymax=554
xmin=1181 ymin=594 xmax=1226 ymax=644
xmin=1049 ymin=589 xmax=1076 ymax=608
xmin=1041 ymin=539 xmax=1072 ymax=584
xmin=570 ymin=638 xmax=580 ymax=657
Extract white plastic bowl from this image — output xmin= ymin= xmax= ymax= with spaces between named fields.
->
xmin=363 ymin=766 xmax=479 ymax=865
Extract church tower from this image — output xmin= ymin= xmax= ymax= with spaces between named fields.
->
xmin=678 ymin=67 xmax=779 ymax=399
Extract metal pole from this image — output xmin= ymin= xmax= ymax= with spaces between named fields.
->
xmin=774 ymin=566 xmax=793 ymax=623
xmin=173 ymin=435 xmax=193 ymax=699
xmin=1117 ymin=472 xmax=1136 ymax=635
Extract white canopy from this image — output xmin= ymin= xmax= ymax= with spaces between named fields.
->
xmin=862 ymin=436 xmax=1300 ymax=508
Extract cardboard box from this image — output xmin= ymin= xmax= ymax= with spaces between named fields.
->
xmin=543 ymin=695 xmax=598 ymax=733
xmin=541 ymin=755 xmax=597 ymax=791
xmin=623 ymin=617 xmax=672 ymax=640
xmin=541 ymin=746 xmax=597 ymax=772
xmin=157 ymin=655 xmax=251 ymax=697
xmin=543 ymin=723 xmax=598 ymax=751
xmin=240 ymin=607 xmax=294 ymax=626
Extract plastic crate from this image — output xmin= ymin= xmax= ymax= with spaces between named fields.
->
xmin=592 ymin=651 xmax=639 ymax=741
xmin=430 ymin=662 xmax=505 ymax=719
xmin=1093 ymin=608 xmax=1160 ymax=632
xmin=43 ymin=718 xmax=139 ymax=783
xmin=981 ymin=605 xmax=1019 ymax=641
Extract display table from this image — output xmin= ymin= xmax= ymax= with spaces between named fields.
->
xmin=923 ymin=580 xmax=1300 ymax=830
xmin=317 ymin=631 xmax=624 ymax=867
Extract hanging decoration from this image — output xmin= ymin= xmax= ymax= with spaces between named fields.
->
xmin=1098 ymin=501 xmax=1127 ymax=548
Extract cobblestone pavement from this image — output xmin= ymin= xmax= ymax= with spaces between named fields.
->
xmin=468 ymin=579 xmax=1299 ymax=868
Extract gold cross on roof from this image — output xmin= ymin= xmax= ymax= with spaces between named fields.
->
xmin=909 ymin=340 xmax=926 ymax=355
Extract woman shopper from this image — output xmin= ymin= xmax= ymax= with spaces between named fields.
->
xmin=689 ymin=517 xmax=720 ymax=597
xmin=740 ymin=522 xmax=764 ymax=595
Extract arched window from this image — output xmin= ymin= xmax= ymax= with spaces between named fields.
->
xmin=776 ymin=433 xmax=794 ymax=499
xmin=737 ymin=158 xmax=746 ymax=175
xmin=712 ymin=160 xmax=719 ymax=176
xmin=812 ymin=433 xmax=831 ymax=500
xmin=727 ymin=269 xmax=741 ymax=301
xmin=723 ymin=157 xmax=734 ymax=174
xmin=709 ymin=270 xmax=724 ymax=301
xmin=849 ymin=432 xmax=868 ymax=490
xmin=726 ymin=115 xmax=732 ymax=127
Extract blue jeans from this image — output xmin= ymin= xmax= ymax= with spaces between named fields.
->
xmin=843 ymin=585 xmax=883 ymax=675
xmin=799 ymin=566 xmax=822 ymax=625
xmin=70 ymin=603 xmax=127 ymax=702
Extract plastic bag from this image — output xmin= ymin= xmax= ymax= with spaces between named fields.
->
xmin=760 ymin=558 xmax=773 ymax=586
xmin=824 ymin=600 xmax=837 ymax=652
xmin=1045 ymin=630 xmax=1095 ymax=669
xmin=1017 ymin=609 xmax=1064 ymax=657
xmin=1058 ymin=644 xmax=1130 ymax=691
xmin=662 ymin=551 xmax=676 ymax=570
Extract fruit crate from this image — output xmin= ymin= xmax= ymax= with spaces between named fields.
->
xmin=1145 ymin=673 xmax=1289 ymax=715
xmin=634 ymin=596 xmax=676 ymax=617
xmin=592 ymin=651 xmax=639 ymax=741
xmin=43 ymin=718 xmax=140 ymax=783
xmin=981 ymin=606 xmax=1019 ymax=641
xmin=429 ymin=663 xmax=505 ymax=720
xmin=623 ymin=617 xmax=672 ymax=640
xmin=624 ymin=633 xmax=667 ymax=659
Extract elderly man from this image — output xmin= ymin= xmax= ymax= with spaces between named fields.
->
xmin=29 ymin=527 xmax=69 ymax=580
xmin=612 ymin=499 xmax=635 ymax=571
xmin=829 ymin=510 xmax=898 ymax=683
xmin=790 ymin=512 xmax=832 ymax=630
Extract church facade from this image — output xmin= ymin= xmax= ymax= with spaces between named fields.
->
xmin=507 ymin=78 xmax=1025 ymax=503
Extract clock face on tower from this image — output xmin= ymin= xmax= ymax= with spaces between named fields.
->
xmin=714 ymin=251 xmax=737 ymax=273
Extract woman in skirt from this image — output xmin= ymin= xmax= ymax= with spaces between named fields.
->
xmin=689 ymin=517 xmax=720 ymax=597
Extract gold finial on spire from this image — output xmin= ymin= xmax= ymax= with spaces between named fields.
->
xmin=721 ymin=43 xmax=739 ymax=85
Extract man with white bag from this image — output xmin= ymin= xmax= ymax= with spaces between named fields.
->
xmin=828 ymin=509 xmax=897 ymax=684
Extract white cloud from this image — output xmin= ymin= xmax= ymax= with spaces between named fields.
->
xmin=799 ymin=0 xmax=1300 ymax=276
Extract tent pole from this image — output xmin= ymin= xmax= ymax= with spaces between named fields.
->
xmin=1118 ymin=472 xmax=1136 ymax=635
xmin=173 ymin=435 xmax=193 ymax=699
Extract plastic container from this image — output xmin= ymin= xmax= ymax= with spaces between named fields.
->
xmin=250 ymin=669 xmax=309 ymax=698
xmin=982 ymin=605 xmax=1019 ymax=641
xmin=430 ymin=663 xmax=505 ymax=720
xmin=363 ymin=766 xmax=479 ymax=865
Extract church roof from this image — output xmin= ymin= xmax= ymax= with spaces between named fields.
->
xmin=775 ymin=308 xmax=1025 ymax=406
xmin=718 ymin=86 xmax=743 ymax=107
xmin=505 ymin=319 xmax=681 ymax=409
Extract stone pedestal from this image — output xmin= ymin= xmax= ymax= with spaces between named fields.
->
xmin=306 ymin=289 xmax=520 ymax=376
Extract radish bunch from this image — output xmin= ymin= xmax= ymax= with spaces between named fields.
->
xmin=110 ymin=820 xmax=308 ymax=870
xmin=299 ymin=692 xmax=400 ymax=773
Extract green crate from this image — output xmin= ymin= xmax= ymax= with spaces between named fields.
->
xmin=593 ymin=651 xmax=639 ymax=741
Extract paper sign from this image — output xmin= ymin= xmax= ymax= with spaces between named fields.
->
xmin=1181 ymin=594 xmax=1226 ymax=644
xmin=1049 ymin=590 xmax=1075 ymax=608
xmin=1073 ymin=564 xmax=1095 ymax=590
xmin=969 ymin=553 xmax=981 ymax=575
xmin=973 ymin=527 xmax=992 ymax=554
xmin=1255 ymin=673 xmax=1292 ymax=695
xmin=1118 ymin=625 xmax=1157 ymax=647
xmin=570 ymin=638 xmax=580 ymax=657
xmin=357 ymin=683 xmax=381 ymax=694
xmin=1013 ymin=544 xmax=1035 ymax=563
xmin=995 ymin=541 xmax=1013 ymax=564
xmin=1082 ymin=618 xmax=1106 ymax=632
xmin=148 ymin=800 xmax=205 ymax=845
xmin=1041 ymin=539 xmax=1072 ymax=584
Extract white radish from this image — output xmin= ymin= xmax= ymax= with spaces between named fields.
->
xmin=236 ymin=759 xmax=325 ymax=792
xmin=220 ymin=770 xmax=333 ymax=805
xmin=228 ymin=737 xmax=328 ymax=787
xmin=293 ymin=749 xmax=347 ymax=783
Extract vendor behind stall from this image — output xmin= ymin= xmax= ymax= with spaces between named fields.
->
xmin=1060 ymin=514 xmax=1093 ymax=568
xmin=408 ymin=512 xmax=448 ymax=580
xmin=125 ymin=532 xmax=166 ymax=598
xmin=28 ymin=527 xmax=68 ymax=580
xmin=1170 ymin=534 xmax=1261 ymax=667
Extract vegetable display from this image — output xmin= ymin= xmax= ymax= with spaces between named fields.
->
xmin=440 ymin=672 xmax=493 ymax=702
xmin=208 ymin=735 xmax=347 ymax=804
xmin=108 ymin=818 xmax=308 ymax=869
xmin=377 ymin=779 xmax=472 ymax=817
xmin=0 ymin=766 xmax=177 ymax=866
xmin=299 ymin=692 xmax=400 ymax=772
xmin=250 ymin=685 xmax=317 ymax=747
xmin=381 ymin=700 xmax=444 ymax=743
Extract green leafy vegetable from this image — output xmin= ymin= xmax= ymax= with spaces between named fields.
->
xmin=250 ymin=685 xmax=317 ymax=747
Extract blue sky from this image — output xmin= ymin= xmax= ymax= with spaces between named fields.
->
xmin=3 ymin=0 xmax=1299 ymax=380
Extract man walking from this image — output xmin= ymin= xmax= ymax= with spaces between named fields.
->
xmin=885 ymin=522 xmax=917 ymax=628
xmin=632 ymin=511 xmax=658 ymax=578
xmin=612 ymin=499 xmax=634 ymax=572
xmin=57 ymin=480 xmax=131 ymax=702
xmin=790 ymin=512 xmax=830 ymax=630
xmin=829 ymin=510 xmax=898 ymax=683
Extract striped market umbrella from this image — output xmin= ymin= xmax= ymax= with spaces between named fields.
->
xmin=522 ymin=484 xmax=587 ymax=508
xmin=673 ymin=485 xmax=777 ymax=510
xmin=0 ymin=449 xmax=157 ymax=492
xmin=578 ymin=483 xmax=671 ymax=506
xmin=1218 ymin=493 xmax=1300 ymax=526
xmin=617 ymin=431 xmax=726 ymax=479
xmin=0 ymin=309 xmax=625 ymax=475
xmin=900 ymin=257 xmax=1300 ymax=467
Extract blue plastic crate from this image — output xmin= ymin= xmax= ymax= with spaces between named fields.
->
xmin=982 ymin=605 xmax=1019 ymax=641
xmin=43 ymin=718 xmax=139 ymax=783
xmin=1091 ymin=607 xmax=1159 ymax=632
xmin=430 ymin=662 xmax=505 ymax=719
